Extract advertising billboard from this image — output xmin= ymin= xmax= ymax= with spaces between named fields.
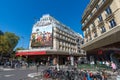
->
xmin=31 ymin=25 xmax=53 ymax=48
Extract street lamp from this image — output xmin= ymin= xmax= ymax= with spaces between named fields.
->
xmin=69 ymin=50 xmax=74 ymax=66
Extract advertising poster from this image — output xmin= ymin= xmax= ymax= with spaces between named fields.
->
xmin=31 ymin=25 xmax=53 ymax=48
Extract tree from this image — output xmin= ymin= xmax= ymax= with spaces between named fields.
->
xmin=0 ymin=30 xmax=4 ymax=53
xmin=0 ymin=32 xmax=20 ymax=57
xmin=0 ymin=30 xmax=4 ymax=35
xmin=0 ymin=34 xmax=8 ymax=55
xmin=15 ymin=47 xmax=25 ymax=51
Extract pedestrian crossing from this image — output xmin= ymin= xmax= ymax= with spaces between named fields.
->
xmin=0 ymin=67 xmax=14 ymax=71
xmin=4 ymin=74 xmax=14 ymax=77
xmin=0 ymin=74 xmax=15 ymax=78
xmin=2 ymin=68 xmax=14 ymax=71
xmin=0 ymin=67 xmax=28 ymax=71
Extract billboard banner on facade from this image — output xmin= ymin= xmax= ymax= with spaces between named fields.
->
xmin=31 ymin=25 xmax=52 ymax=48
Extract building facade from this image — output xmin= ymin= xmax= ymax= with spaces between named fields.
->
xmin=81 ymin=0 xmax=120 ymax=67
xmin=16 ymin=14 xmax=85 ymax=65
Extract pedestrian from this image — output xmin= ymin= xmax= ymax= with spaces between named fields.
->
xmin=86 ymin=71 xmax=91 ymax=80
xmin=111 ymin=61 xmax=117 ymax=72
xmin=102 ymin=70 xmax=107 ymax=80
xmin=83 ymin=75 xmax=87 ymax=80
xmin=90 ymin=61 xmax=95 ymax=68
xmin=105 ymin=61 xmax=110 ymax=69
xmin=36 ymin=62 xmax=39 ymax=73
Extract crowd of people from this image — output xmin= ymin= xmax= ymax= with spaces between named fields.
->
xmin=90 ymin=60 xmax=117 ymax=73
xmin=0 ymin=59 xmax=28 ymax=68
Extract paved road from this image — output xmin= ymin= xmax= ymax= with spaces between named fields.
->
xmin=1 ymin=66 xmax=119 ymax=80
xmin=0 ymin=68 xmax=37 ymax=80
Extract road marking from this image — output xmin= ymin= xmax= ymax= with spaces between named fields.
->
xmin=3 ymin=68 xmax=14 ymax=71
xmin=35 ymin=77 xmax=38 ymax=79
xmin=4 ymin=74 xmax=14 ymax=77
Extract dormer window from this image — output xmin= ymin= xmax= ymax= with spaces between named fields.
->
xmin=36 ymin=29 xmax=39 ymax=32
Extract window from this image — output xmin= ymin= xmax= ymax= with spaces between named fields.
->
xmin=98 ymin=15 xmax=103 ymax=22
xmin=109 ymin=19 xmax=116 ymax=28
xmin=89 ymin=36 xmax=92 ymax=40
xmin=86 ymin=39 xmax=88 ymax=42
xmin=94 ymin=31 xmax=97 ymax=38
xmin=93 ymin=22 xmax=95 ymax=26
xmin=105 ymin=6 xmax=112 ymax=15
xmin=90 ymin=13 xmax=93 ymax=17
xmin=82 ymin=23 xmax=85 ymax=26
xmin=88 ymin=27 xmax=90 ymax=31
xmin=78 ymin=50 xmax=80 ymax=53
xmin=81 ymin=40 xmax=84 ymax=44
xmin=100 ymin=26 xmax=106 ymax=33
xmin=85 ymin=37 xmax=88 ymax=42
xmin=36 ymin=29 xmax=39 ymax=32
xmin=102 ymin=0 xmax=106 ymax=2
xmin=86 ymin=18 xmax=89 ymax=21
xmin=96 ymin=4 xmax=99 ymax=10
xmin=92 ymin=22 xmax=95 ymax=28
xmin=91 ymin=23 xmax=94 ymax=30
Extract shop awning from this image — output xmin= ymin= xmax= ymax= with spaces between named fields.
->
xmin=16 ymin=51 xmax=46 ymax=56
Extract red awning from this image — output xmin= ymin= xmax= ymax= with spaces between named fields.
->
xmin=16 ymin=51 xmax=46 ymax=56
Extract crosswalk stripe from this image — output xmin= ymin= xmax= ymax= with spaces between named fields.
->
xmin=4 ymin=74 xmax=14 ymax=77
xmin=3 ymin=68 xmax=14 ymax=71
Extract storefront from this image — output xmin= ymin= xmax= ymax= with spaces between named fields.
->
xmin=16 ymin=49 xmax=85 ymax=66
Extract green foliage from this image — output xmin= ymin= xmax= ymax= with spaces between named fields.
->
xmin=0 ymin=30 xmax=4 ymax=35
xmin=15 ymin=47 xmax=25 ymax=51
xmin=0 ymin=32 xmax=20 ymax=56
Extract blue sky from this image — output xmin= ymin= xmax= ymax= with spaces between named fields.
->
xmin=0 ymin=0 xmax=90 ymax=49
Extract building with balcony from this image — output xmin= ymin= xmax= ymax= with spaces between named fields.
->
xmin=16 ymin=14 xmax=85 ymax=65
xmin=81 ymin=0 xmax=120 ymax=67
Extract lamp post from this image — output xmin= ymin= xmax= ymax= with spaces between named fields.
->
xmin=69 ymin=51 xmax=74 ymax=66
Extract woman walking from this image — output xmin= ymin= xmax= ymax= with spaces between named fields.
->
xmin=111 ymin=61 xmax=117 ymax=72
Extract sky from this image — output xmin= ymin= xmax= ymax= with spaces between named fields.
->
xmin=0 ymin=0 xmax=90 ymax=49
